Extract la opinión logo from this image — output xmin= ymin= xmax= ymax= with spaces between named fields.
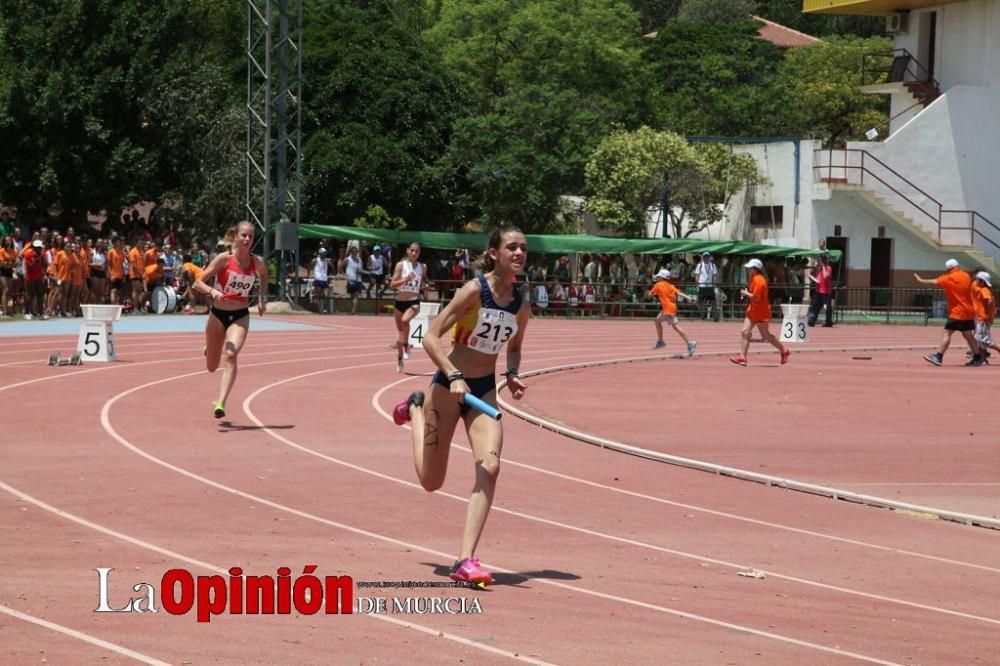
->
xmin=94 ymin=566 xmax=352 ymax=622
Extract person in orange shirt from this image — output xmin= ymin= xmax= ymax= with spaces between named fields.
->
xmin=0 ymin=237 xmax=16 ymax=317
xmin=914 ymin=258 xmax=979 ymax=366
xmin=68 ymin=240 xmax=86 ymax=316
xmin=970 ymin=271 xmax=999 ymax=364
xmin=77 ymin=239 xmax=91 ymax=306
xmin=143 ymin=241 xmax=160 ymax=269
xmin=107 ymin=237 xmax=127 ymax=304
xmin=52 ymin=241 xmax=74 ymax=316
xmin=144 ymin=257 xmax=164 ymax=291
xmin=730 ymin=258 xmax=789 ymax=366
xmin=648 ymin=268 xmax=697 ymax=356
xmin=179 ymin=253 xmax=205 ymax=313
xmin=128 ymin=240 xmax=147 ymax=313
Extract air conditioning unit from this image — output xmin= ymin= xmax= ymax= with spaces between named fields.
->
xmin=886 ymin=12 xmax=909 ymax=34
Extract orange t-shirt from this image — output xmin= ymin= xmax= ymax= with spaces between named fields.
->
xmin=0 ymin=247 xmax=16 ymax=269
xmin=972 ymin=285 xmax=995 ymax=324
xmin=144 ymin=263 xmax=163 ymax=286
xmin=128 ymin=247 xmax=145 ymax=279
xmin=182 ymin=261 xmax=204 ymax=283
xmin=144 ymin=248 xmax=159 ymax=267
xmin=746 ymin=273 xmax=771 ymax=322
xmin=53 ymin=250 xmax=72 ymax=282
xmin=70 ymin=252 xmax=85 ymax=286
xmin=648 ymin=280 xmax=679 ymax=316
xmin=79 ymin=248 xmax=90 ymax=279
xmin=935 ymin=270 xmax=974 ymax=320
xmin=108 ymin=247 xmax=126 ymax=280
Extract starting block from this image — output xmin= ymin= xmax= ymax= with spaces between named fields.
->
xmin=48 ymin=351 xmax=83 ymax=366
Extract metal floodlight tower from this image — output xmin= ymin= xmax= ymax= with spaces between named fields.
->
xmin=246 ymin=0 xmax=303 ymax=303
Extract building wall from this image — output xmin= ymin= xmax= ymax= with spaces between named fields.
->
xmin=849 ymin=1 xmax=1000 ymax=261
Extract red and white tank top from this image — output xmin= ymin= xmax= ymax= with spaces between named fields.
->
xmin=215 ymin=254 xmax=257 ymax=304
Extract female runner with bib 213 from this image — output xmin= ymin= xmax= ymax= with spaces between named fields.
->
xmin=392 ymin=226 xmax=530 ymax=586
xmin=194 ymin=222 xmax=268 ymax=418
xmin=389 ymin=242 xmax=428 ymax=373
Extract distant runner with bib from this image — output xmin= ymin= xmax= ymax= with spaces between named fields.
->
xmin=194 ymin=222 xmax=268 ymax=418
xmin=391 ymin=226 xmax=530 ymax=587
xmin=389 ymin=242 xmax=428 ymax=373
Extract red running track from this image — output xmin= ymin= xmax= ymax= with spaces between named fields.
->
xmin=1 ymin=316 xmax=998 ymax=665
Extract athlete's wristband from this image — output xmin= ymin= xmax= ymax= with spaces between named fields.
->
xmin=503 ymin=368 xmax=519 ymax=381
xmin=446 ymin=370 xmax=465 ymax=383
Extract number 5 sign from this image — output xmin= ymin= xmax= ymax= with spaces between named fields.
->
xmin=76 ymin=305 xmax=122 ymax=362
xmin=779 ymin=304 xmax=810 ymax=344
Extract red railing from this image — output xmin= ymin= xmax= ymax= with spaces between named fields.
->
xmin=815 ymin=148 xmax=1000 ymax=254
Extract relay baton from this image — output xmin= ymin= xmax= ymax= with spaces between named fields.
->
xmin=463 ymin=392 xmax=502 ymax=421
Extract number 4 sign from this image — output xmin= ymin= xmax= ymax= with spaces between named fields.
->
xmin=408 ymin=303 xmax=442 ymax=349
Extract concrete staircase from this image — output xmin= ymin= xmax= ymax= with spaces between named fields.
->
xmin=814 ymin=148 xmax=1000 ymax=272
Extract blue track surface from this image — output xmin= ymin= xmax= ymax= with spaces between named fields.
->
xmin=0 ymin=314 xmax=321 ymax=337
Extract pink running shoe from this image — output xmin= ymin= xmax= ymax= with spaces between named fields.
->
xmin=449 ymin=558 xmax=493 ymax=587
xmin=780 ymin=348 xmax=790 ymax=365
xmin=729 ymin=355 xmax=748 ymax=366
xmin=392 ymin=391 xmax=424 ymax=426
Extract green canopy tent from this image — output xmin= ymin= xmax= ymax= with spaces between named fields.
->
xmin=287 ymin=225 xmax=841 ymax=260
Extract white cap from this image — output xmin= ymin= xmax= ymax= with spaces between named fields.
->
xmin=32 ymin=239 xmax=44 ymax=248
xmin=744 ymin=258 xmax=764 ymax=271
xmin=653 ymin=269 xmax=671 ymax=281
xmin=945 ymin=258 xmax=959 ymax=270
xmin=976 ymin=271 xmax=992 ymax=287
xmin=318 ymin=247 xmax=327 ymax=254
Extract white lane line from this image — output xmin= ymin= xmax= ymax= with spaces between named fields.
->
xmin=0 ymin=481 xmax=555 ymax=666
xmin=495 ymin=356 xmax=1000 ymax=531
xmin=0 ymin=602 xmax=171 ymax=666
xmin=94 ymin=360 xmax=903 ymax=663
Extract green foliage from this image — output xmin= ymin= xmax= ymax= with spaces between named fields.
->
xmin=670 ymin=142 xmax=763 ymax=237
xmin=0 ymin=0 xmax=897 ymax=238
xmin=773 ymin=35 xmax=891 ymax=144
xmin=626 ymin=0 xmax=682 ymax=34
xmin=354 ymin=204 xmax=407 ymax=230
xmin=646 ymin=21 xmax=784 ymax=136
xmin=428 ymin=0 xmax=650 ymax=232
xmin=0 ymin=0 xmax=244 ymax=233
xmin=676 ymin=0 xmax=757 ymax=24
xmin=755 ymin=0 xmax=884 ymax=38
xmin=301 ymin=0 xmax=467 ymax=230
xmin=585 ymin=128 xmax=763 ymax=238
xmin=584 ymin=127 xmax=697 ymax=237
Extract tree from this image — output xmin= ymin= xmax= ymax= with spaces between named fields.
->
xmin=772 ymin=36 xmax=891 ymax=144
xmin=645 ymin=21 xmax=784 ymax=136
xmin=676 ymin=0 xmax=757 ymax=23
xmin=354 ymin=204 xmax=406 ymax=230
xmin=428 ymin=0 xmax=651 ymax=232
xmin=301 ymin=0 xmax=469 ymax=230
xmin=669 ymin=142 xmax=762 ymax=238
xmin=626 ymin=0 xmax=683 ymax=34
xmin=584 ymin=127 xmax=698 ymax=237
xmin=585 ymin=128 xmax=763 ymax=238
xmin=0 ymin=0 xmax=244 ymax=233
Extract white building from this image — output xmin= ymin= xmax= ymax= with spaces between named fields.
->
xmin=798 ymin=0 xmax=1000 ymax=286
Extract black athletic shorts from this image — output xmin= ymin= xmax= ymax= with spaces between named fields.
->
xmin=945 ymin=318 xmax=975 ymax=332
xmin=432 ymin=371 xmax=496 ymax=416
